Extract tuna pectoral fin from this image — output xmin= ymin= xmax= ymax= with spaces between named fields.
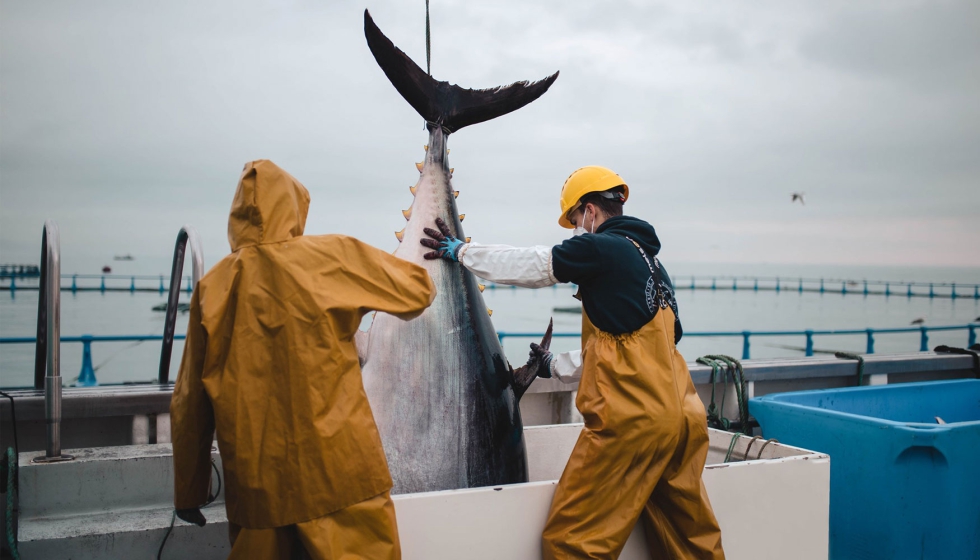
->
xmin=355 ymin=329 xmax=370 ymax=367
xmin=364 ymin=10 xmax=558 ymax=134
xmin=511 ymin=319 xmax=554 ymax=400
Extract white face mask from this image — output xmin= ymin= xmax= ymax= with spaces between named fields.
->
xmin=571 ymin=207 xmax=596 ymax=237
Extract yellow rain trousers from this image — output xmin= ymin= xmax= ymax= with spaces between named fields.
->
xmin=226 ymin=492 xmax=400 ymax=560
xmin=542 ymin=307 xmax=725 ymax=560
xmin=171 ymin=160 xmax=435 ymax=556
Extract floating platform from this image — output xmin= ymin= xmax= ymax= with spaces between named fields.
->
xmin=13 ymin=426 xmax=827 ymax=560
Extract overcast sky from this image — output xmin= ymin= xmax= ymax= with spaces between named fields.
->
xmin=2 ymin=0 xmax=978 ymax=274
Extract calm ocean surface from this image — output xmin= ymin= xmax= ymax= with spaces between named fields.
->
xmin=2 ymin=262 xmax=978 ymax=388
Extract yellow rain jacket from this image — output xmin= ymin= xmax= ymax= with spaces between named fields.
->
xmin=171 ymin=160 xmax=435 ymax=530
xmin=542 ymin=308 xmax=725 ymax=559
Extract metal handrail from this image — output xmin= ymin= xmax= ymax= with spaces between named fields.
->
xmin=31 ymin=221 xmax=73 ymax=462
xmin=158 ymin=226 xmax=203 ymax=384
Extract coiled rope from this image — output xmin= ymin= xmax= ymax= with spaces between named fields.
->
xmin=696 ymin=354 xmax=749 ymax=433
xmin=5 ymin=448 xmax=18 ymax=560
xmin=1 ymin=391 xmax=20 ymax=559
xmin=696 ymin=355 xmax=779 ymax=463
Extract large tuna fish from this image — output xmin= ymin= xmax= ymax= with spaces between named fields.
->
xmin=358 ymin=10 xmax=558 ymax=494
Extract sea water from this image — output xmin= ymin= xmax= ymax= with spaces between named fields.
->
xmin=1 ymin=264 xmax=978 ymax=388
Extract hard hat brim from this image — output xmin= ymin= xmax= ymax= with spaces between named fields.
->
xmin=558 ymin=205 xmax=579 ymax=229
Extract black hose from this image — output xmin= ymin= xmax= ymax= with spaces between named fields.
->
xmin=934 ymin=345 xmax=980 ymax=378
xmin=157 ymin=459 xmax=221 ymax=559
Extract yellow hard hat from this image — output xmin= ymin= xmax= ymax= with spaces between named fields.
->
xmin=558 ymin=166 xmax=629 ymax=228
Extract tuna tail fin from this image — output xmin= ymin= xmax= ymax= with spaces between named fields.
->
xmin=511 ymin=318 xmax=554 ymax=400
xmin=364 ymin=10 xmax=559 ymax=134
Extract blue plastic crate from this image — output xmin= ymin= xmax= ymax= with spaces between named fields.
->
xmin=750 ymin=379 xmax=980 ymax=560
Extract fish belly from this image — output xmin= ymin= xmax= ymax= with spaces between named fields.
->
xmin=362 ymin=261 xmax=528 ymax=494
xmin=361 ymin=141 xmax=528 ymax=493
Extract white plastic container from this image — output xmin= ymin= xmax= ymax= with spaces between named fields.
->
xmin=394 ymin=425 xmax=829 ymax=560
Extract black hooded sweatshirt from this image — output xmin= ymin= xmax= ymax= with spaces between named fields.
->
xmin=551 ymin=215 xmax=682 ymax=342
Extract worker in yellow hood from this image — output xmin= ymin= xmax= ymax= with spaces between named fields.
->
xmin=422 ymin=166 xmax=725 ymax=559
xmin=171 ymin=160 xmax=435 ymax=559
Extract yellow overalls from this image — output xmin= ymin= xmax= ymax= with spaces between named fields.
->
xmin=542 ymin=307 xmax=725 ymax=559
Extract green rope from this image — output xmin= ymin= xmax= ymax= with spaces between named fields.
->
xmin=5 ymin=447 xmax=19 ymax=560
xmin=835 ymin=352 xmax=865 ymax=386
xmin=724 ymin=432 xmax=740 ymax=463
xmin=698 ymin=357 xmax=727 ymax=430
xmin=697 ymin=354 xmax=749 ymax=433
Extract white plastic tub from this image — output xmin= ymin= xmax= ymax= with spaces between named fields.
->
xmin=394 ymin=425 xmax=829 ymax=560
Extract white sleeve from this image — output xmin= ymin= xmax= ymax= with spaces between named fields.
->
xmin=551 ymin=350 xmax=582 ymax=383
xmin=457 ymin=243 xmax=559 ymax=289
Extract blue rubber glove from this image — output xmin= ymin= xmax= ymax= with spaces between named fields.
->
xmin=421 ymin=218 xmax=466 ymax=262
xmin=438 ymin=236 xmax=464 ymax=262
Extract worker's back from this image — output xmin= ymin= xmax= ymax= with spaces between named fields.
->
xmin=552 ymin=215 xmax=681 ymax=341
xmin=171 ymin=160 xmax=435 ymax=529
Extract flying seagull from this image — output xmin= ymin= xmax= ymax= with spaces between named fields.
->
xmin=791 ymin=192 xmax=806 ymax=205
xmin=910 ymin=318 xmax=925 ymax=325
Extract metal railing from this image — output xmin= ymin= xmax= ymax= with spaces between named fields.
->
xmin=0 ymin=335 xmax=185 ymax=389
xmin=0 ymin=335 xmax=181 ymax=387
xmin=158 ymin=226 xmax=203 ymax=384
xmin=2 ymin=324 xmax=975 ymax=387
xmin=481 ymin=276 xmax=980 ymax=299
xmin=31 ymin=221 xmax=73 ymax=462
xmin=1 ymin=273 xmax=196 ymax=294
xmin=3 ymin=275 xmax=978 ymax=300
xmin=498 ymin=323 xmax=978 ymax=360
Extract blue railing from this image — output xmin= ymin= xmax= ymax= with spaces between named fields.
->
xmin=0 ymin=334 xmax=184 ymax=387
xmin=1 ymin=274 xmax=194 ymax=294
xmin=498 ymin=323 xmax=978 ymax=361
xmin=483 ymin=277 xmax=980 ymax=299
xmin=2 ymin=274 xmax=978 ymax=299
xmin=0 ymin=324 xmax=976 ymax=387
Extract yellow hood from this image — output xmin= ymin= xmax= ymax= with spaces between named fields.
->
xmin=228 ymin=160 xmax=311 ymax=251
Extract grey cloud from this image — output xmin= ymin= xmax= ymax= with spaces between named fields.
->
xmin=799 ymin=1 xmax=980 ymax=89
xmin=1 ymin=0 xmax=978 ymax=270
